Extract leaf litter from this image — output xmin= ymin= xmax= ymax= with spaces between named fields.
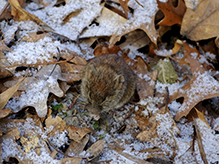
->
xmin=0 ymin=0 xmax=219 ymax=163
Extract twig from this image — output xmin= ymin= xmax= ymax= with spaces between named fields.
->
xmin=68 ymin=94 xmax=80 ymax=109
xmin=4 ymin=56 xmax=74 ymax=69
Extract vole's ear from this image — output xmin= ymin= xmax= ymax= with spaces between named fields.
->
xmin=114 ymin=75 xmax=124 ymax=89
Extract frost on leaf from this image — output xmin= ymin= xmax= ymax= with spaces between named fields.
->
xmin=170 ymin=43 xmax=219 ymax=121
xmin=109 ymin=0 xmax=159 ymax=46
xmin=5 ymin=65 xmax=65 ymax=117
xmin=136 ymin=106 xmax=180 ymax=157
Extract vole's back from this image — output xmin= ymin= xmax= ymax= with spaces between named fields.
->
xmin=81 ymin=54 xmax=135 ymax=115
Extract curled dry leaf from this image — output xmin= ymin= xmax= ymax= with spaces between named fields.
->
xmin=193 ymin=118 xmax=219 ymax=163
xmin=109 ymin=1 xmax=159 ymax=46
xmin=93 ymin=44 xmax=122 ymax=57
xmin=20 ymin=135 xmax=39 ymax=153
xmin=181 ymin=0 xmax=219 ymax=41
xmin=8 ymin=0 xmax=53 ymax=31
xmin=136 ymin=106 xmax=180 ymax=157
xmin=59 ymin=51 xmax=87 ymax=83
xmin=66 ymin=134 xmax=89 ymax=156
xmin=59 ymin=157 xmax=82 ymax=164
xmin=45 ymin=115 xmax=66 ymax=138
xmin=0 ymin=75 xmax=26 ymax=110
xmin=86 ymin=139 xmax=106 ymax=161
xmin=118 ymin=30 xmax=150 ymax=52
xmin=4 ymin=65 xmax=65 ymax=117
xmin=67 ymin=125 xmax=94 ymax=143
xmin=119 ymin=0 xmax=130 ymax=18
xmin=0 ymin=108 xmax=14 ymax=119
xmin=157 ymin=0 xmax=186 ymax=26
xmin=135 ymin=56 xmax=158 ymax=100
xmin=170 ymin=43 xmax=219 ymax=121
xmin=193 ymin=119 xmax=208 ymax=164
xmin=0 ymin=40 xmax=14 ymax=79
xmin=81 ymin=7 xmax=127 ymax=39
xmin=108 ymin=143 xmax=152 ymax=164
xmin=122 ymin=54 xmax=157 ymax=100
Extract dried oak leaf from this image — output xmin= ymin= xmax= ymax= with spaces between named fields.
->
xmin=93 ymin=44 xmax=122 ymax=57
xmin=45 ymin=115 xmax=66 ymax=138
xmin=108 ymin=143 xmax=154 ymax=164
xmin=122 ymin=54 xmax=157 ymax=100
xmin=136 ymin=106 xmax=180 ymax=157
xmin=67 ymin=125 xmax=94 ymax=143
xmin=4 ymin=65 xmax=65 ymax=117
xmin=157 ymin=0 xmax=186 ymax=26
xmin=109 ymin=1 xmax=159 ymax=46
xmin=0 ymin=75 xmax=26 ymax=111
xmin=193 ymin=118 xmax=219 ymax=163
xmin=8 ymin=0 xmax=53 ymax=31
xmin=66 ymin=134 xmax=89 ymax=156
xmin=59 ymin=157 xmax=82 ymax=164
xmin=180 ymin=0 xmax=219 ymax=41
xmin=20 ymin=135 xmax=39 ymax=153
xmin=86 ymin=139 xmax=106 ymax=161
xmin=119 ymin=30 xmax=150 ymax=52
xmin=170 ymin=43 xmax=219 ymax=121
xmin=135 ymin=56 xmax=158 ymax=100
xmin=60 ymin=50 xmax=87 ymax=83
xmin=0 ymin=40 xmax=14 ymax=79
xmin=119 ymin=0 xmax=130 ymax=18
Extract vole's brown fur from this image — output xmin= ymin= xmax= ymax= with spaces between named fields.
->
xmin=81 ymin=54 xmax=135 ymax=115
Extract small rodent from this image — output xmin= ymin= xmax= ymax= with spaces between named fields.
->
xmin=81 ymin=54 xmax=135 ymax=117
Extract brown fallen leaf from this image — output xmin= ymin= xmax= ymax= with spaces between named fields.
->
xmin=109 ymin=1 xmax=159 ymax=46
xmin=8 ymin=0 xmax=53 ymax=31
xmin=93 ymin=44 xmax=122 ymax=57
xmin=0 ymin=108 xmax=14 ymax=119
xmin=20 ymin=135 xmax=39 ymax=153
xmin=108 ymin=143 xmax=153 ymax=164
xmin=180 ymin=0 xmax=219 ymax=41
xmin=59 ymin=51 xmax=87 ymax=83
xmin=21 ymin=32 xmax=50 ymax=42
xmin=0 ymin=128 xmax=20 ymax=143
xmin=135 ymin=56 xmax=158 ymax=100
xmin=193 ymin=117 xmax=219 ymax=163
xmin=59 ymin=157 xmax=82 ymax=164
xmin=0 ymin=40 xmax=14 ymax=79
xmin=67 ymin=125 xmax=94 ymax=143
xmin=0 ymin=75 xmax=26 ymax=110
xmin=45 ymin=115 xmax=66 ymax=138
xmin=136 ymin=106 xmax=179 ymax=158
xmin=86 ymin=139 xmax=106 ymax=161
xmin=170 ymin=43 xmax=219 ymax=121
xmin=118 ymin=30 xmax=150 ymax=51
xmin=157 ymin=0 xmax=186 ymax=26
xmin=4 ymin=65 xmax=65 ymax=117
xmin=66 ymin=134 xmax=89 ymax=156
xmin=119 ymin=0 xmax=130 ymax=19
xmin=194 ymin=107 xmax=210 ymax=128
